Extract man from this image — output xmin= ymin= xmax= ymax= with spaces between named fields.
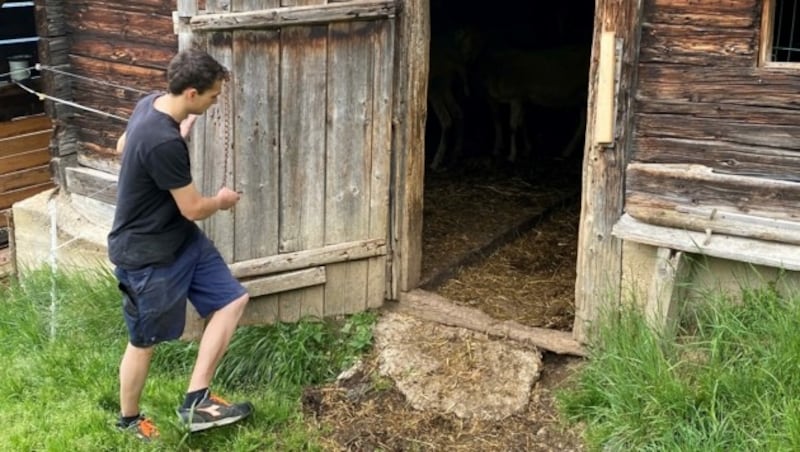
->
xmin=109 ymin=49 xmax=252 ymax=440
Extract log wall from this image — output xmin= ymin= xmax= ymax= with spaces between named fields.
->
xmin=40 ymin=0 xmax=177 ymax=177
xmin=628 ymin=0 xmax=800 ymax=236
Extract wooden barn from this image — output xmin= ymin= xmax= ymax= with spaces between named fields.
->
xmin=10 ymin=0 xmax=800 ymax=347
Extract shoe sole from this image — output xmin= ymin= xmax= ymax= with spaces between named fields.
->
xmin=184 ymin=411 xmax=252 ymax=433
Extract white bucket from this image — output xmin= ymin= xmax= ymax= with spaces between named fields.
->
xmin=8 ymin=55 xmax=32 ymax=82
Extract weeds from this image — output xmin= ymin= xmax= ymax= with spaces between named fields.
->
xmin=1 ymin=268 xmax=377 ymax=450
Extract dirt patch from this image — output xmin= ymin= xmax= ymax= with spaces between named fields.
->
xmin=303 ymin=164 xmax=586 ymax=450
xmin=373 ymin=311 xmax=542 ymax=421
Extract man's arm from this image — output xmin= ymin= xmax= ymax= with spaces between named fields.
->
xmin=170 ymin=182 xmax=240 ymax=221
xmin=116 ymin=132 xmax=127 ymax=153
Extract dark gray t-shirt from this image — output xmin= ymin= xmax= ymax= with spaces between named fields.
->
xmin=108 ymin=93 xmax=199 ymax=269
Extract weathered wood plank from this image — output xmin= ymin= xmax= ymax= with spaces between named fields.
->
xmin=0 ymin=148 xmax=51 ymax=174
xmin=573 ymin=0 xmax=643 ymax=343
xmin=231 ymin=29 xmax=281 ymax=262
xmin=0 ymin=182 xmax=55 ymax=210
xmin=397 ymin=290 xmax=587 ymax=357
xmin=228 ymin=238 xmax=386 ymax=278
xmin=644 ymin=0 xmax=758 ymax=28
xmin=0 ymin=131 xmax=52 ymax=158
xmin=190 ymin=0 xmax=396 ymax=31
xmin=367 ymin=18 xmax=393 ymax=308
xmin=242 ymin=266 xmax=326 ymax=297
xmin=613 ymin=213 xmax=800 ymax=271
xmin=391 ymin=0 xmax=427 ymax=296
xmin=68 ymin=0 xmax=175 ymax=15
xmin=66 ymin=6 xmax=177 ymax=48
xmin=231 ymin=0 xmax=280 ymax=10
xmin=633 ymin=136 xmax=800 ymax=181
xmin=645 ymin=247 xmax=690 ymax=332
xmin=200 ymin=31 xmax=236 ymax=262
xmin=636 ymin=65 xmax=800 ymax=107
xmin=635 ymin=112 xmax=800 ymax=151
xmin=639 ymin=22 xmax=756 ymax=65
xmin=626 ymin=163 xmax=800 ymax=222
xmin=278 ymin=23 xmax=328 ymax=321
xmin=0 ymin=165 xmax=52 ymax=194
xmin=70 ymin=35 xmax=176 ymax=69
xmin=323 ymin=20 xmax=374 ymax=316
xmin=0 ymin=114 xmax=51 ymax=140
xmin=64 ymin=166 xmax=118 ymax=205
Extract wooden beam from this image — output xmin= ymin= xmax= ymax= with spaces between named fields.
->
xmin=397 ymin=289 xmax=587 ymax=357
xmin=0 ymin=165 xmax=52 ymax=193
xmin=613 ymin=213 xmax=800 ymax=271
xmin=645 ymin=247 xmax=691 ymax=332
xmin=573 ymin=0 xmax=644 ymax=344
xmin=228 ymin=238 xmax=386 ymax=278
xmin=188 ymin=0 xmax=396 ymax=31
xmin=391 ymin=0 xmax=428 ymax=297
xmin=0 ymin=130 xmax=52 ymax=158
xmin=241 ymin=266 xmax=326 ymax=298
xmin=64 ymin=166 xmax=118 ymax=205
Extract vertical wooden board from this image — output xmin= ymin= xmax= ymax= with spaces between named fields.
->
xmin=202 ymin=31 xmax=236 ymax=262
xmin=240 ymin=293 xmax=280 ymax=326
xmin=232 ymin=30 xmax=281 ymax=262
xmin=367 ymin=19 xmax=394 ymax=308
xmin=391 ymin=0 xmax=428 ymax=296
xmin=323 ymin=21 xmax=374 ymax=315
xmin=278 ymin=25 xmax=328 ymax=321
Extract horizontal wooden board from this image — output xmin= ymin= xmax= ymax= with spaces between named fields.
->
xmin=644 ymin=0 xmax=759 ymax=28
xmin=68 ymin=0 xmax=175 ymax=15
xmin=70 ymin=34 xmax=176 ymax=70
xmin=614 ymin=213 xmax=800 ymax=271
xmin=0 ymin=114 xmax=52 ymax=140
xmin=241 ymin=266 xmax=326 ymax=297
xmin=0 ymin=181 xmax=54 ymax=210
xmin=626 ymin=163 xmax=800 ymax=224
xmin=633 ymin=136 xmax=800 ymax=181
xmin=0 ymin=148 xmax=51 ymax=174
xmin=0 ymin=130 xmax=52 ymax=158
xmin=229 ymin=238 xmax=387 ymax=278
xmin=0 ymin=165 xmax=52 ymax=193
xmin=66 ymin=7 xmax=177 ymax=48
xmin=190 ymin=0 xmax=397 ymax=31
xmin=639 ymin=23 xmax=757 ymax=65
xmin=65 ymin=166 xmax=118 ymax=205
xmin=634 ymin=112 xmax=800 ymax=151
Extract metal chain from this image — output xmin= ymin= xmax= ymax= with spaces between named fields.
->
xmin=222 ymin=79 xmax=231 ymax=188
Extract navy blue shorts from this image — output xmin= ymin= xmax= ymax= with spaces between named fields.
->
xmin=115 ymin=232 xmax=247 ymax=348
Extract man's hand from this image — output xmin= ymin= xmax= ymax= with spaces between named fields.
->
xmin=215 ymin=186 xmax=241 ymax=210
xmin=180 ymin=114 xmax=198 ymax=139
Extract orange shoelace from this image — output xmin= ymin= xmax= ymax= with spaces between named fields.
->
xmin=209 ymin=394 xmax=230 ymax=406
xmin=137 ymin=418 xmax=160 ymax=439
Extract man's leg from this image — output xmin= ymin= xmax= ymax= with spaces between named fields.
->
xmin=120 ymin=342 xmax=155 ymax=417
xmin=188 ymin=293 xmax=249 ymax=392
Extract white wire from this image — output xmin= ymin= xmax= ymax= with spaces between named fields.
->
xmin=36 ymin=64 xmax=150 ymax=95
xmin=14 ymin=81 xmax=130 ymax=122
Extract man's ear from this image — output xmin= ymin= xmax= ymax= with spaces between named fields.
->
xmin=184 ymin=87 xmax=199 ymax=100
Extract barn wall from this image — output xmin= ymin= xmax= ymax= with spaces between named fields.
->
xmin=57 ymin=0 xmax=177 ymax=176
xmin=627 ymin=0 xmax=800 ymax=232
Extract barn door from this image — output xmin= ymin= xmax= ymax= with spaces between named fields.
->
xmin=175 ymin=0 xmax=396 ymax=329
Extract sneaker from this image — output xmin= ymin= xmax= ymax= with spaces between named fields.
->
xmin=117 ymin=415 xmax=160 ymax=441
xmin=178 ymin=392 xmax=253 ymax=432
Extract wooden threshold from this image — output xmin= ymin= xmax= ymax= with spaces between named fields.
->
xmin=395 ymin=289 xmax=587 ymax=357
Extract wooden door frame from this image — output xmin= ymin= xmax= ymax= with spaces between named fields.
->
xmin=572 ymin=0 xmax=644 ymax=343
xmin=389 ymin=0 xmax=429 ymax=298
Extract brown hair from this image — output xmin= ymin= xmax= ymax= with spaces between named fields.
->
xmin=166 ymin=49 xmax=229 ymax=95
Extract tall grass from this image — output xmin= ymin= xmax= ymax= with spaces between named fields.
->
xmin=0 ymin=268 xmax=376 ymax=451
xmin=558 ymin=286 xmax=800 ymax=451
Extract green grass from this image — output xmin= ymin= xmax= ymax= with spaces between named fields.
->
xmin=558 ymin=285 xmax=800 ymax=451
xmin=0 ymin=268 xmax=376 ymax=451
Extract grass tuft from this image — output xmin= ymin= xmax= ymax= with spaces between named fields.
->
xmin=1 ymin=267 xmax=377 ymax=450
xmin=558 ymin=286 xmax=800 ymax=450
